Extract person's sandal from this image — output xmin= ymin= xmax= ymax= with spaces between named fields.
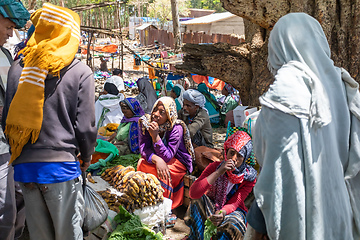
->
xmin=166 ymin=214 xmax=177 ymax=228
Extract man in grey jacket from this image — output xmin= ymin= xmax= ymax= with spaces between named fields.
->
xmin=0 ymin=1 xmax=29 ymax=239
xmin=3 ymin=4 xmax=97 ymax=240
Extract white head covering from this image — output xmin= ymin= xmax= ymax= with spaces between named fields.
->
xmin=105 ymin=75 xmax=125 ymax=92
xmin=183 ymin=89 xmax=206 ymax=108
xmin=260 ymin=12 xmax=344 ymax=129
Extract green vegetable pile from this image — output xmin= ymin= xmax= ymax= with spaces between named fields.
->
xmin=99 ymin=154 xmax=141 ymax=175
xmin=108 ymin=205 xmax=164 ymax=240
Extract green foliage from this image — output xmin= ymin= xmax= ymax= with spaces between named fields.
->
xmin=204 ymin=218 xmax=217 ymax=240
xmin=189 ymin=0 xmax=225 ymax=12
xmin=109 ymin=206 xmax=164 ymax=240
xmin=99 ymin=154 xmax=141 ymax=175
xmin=147 ymin=0 xmax=190 ymax=25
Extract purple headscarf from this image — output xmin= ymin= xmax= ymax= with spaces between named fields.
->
xmin=120 ymin=98 xmax=144 ymax=123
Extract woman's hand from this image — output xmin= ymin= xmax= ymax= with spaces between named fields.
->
xmin=152 ymin=155 xmax=170 ymax=181
xmin=206 ymin=160 xmax=235 ymax=185
xmin=148 ymin=121 xmax=160 ymax=142
xmin=217 ymin=159 xmax=236 ymax=175
xmin=209 ymin=210 xmax=226 ymax=226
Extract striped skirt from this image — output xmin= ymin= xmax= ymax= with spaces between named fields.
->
xmin=185 ymin=195 xmax=247 ymax=240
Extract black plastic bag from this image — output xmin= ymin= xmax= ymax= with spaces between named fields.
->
xmin=82 ymin=172 xmax=109 ymax=232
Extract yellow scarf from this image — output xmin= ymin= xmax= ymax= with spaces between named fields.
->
xmin=5 ymin=3 xmax=80 ymax=163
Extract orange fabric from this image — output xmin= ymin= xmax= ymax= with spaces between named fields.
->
xmin=209 ymin=78 xmax=225 ymax=90
xmin=94 ymin=44 xmax=117 ymax=53
xmin=137 ymin=157 xmax=187 ymax=209
xmin=148 ymin=67 xmax=156 ymax=80
xmin=191 ymin=75 xmax=208 ymax=84
xmin=191 ymin=75 xmax=225 ymax=90
xmin=90 ymin=152 xmax=109 ymax=164
xmin=100 ymin=44 xmax=117 ymax=53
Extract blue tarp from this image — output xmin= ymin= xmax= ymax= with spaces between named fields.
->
xmin=167 ymin=73 xmax=184 ymax=80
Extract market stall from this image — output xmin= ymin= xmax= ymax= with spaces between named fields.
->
xmin=83 ymin=151 xmax=172 ymax=240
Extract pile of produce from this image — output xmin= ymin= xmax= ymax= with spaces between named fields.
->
xmin=98 ymin=188 xmax=122 ymax=213
xmin=101 ymin=165 xmax=164 ymax=212
xmin=100 ymin=154 xmax=140 ymax=173
xmin=108 ymin=205 xmax=163 ymax=240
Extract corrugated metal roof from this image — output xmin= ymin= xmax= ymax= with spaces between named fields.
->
xmin=136 ymin=23 xmax=157 ymax=30
xmin=180 ymin=12 xmax=235 ymax=25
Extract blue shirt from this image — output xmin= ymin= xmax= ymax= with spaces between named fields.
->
xmin=14 ymin=162 xmax=81 ymax=184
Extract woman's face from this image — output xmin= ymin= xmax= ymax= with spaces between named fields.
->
xmin=226 ymin=148 xmax=244 ymax=168
xmin=151 ymin=102 xmax=168 ymax=125
xmin=120 ymin=102 xmax=134 ymax=118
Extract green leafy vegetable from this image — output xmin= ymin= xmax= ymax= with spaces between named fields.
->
xmin=204 ymin=219 xmax=217 ymax=240
xmin=114 ymin=205 xmax=134 ymax=225
xmin=99 ymin=154 xmax=141 ymax=175
xmin=109 ymin=205 xmax=164 ymax=240
xmin=204 ymin=210 xmax=222 ymax=240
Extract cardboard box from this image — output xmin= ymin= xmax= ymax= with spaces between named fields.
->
xmin=233 ymin=106 xmax=257 ymax=127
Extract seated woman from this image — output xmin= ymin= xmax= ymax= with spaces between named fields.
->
xmin=107 ymin=98 xmax=144 ymax=155
xmin=170 ymin=84 xmax=185 ymax=112
xmin=185 ymin=130 xmax=257 ymax=240
xmin=137 ymin=97 xmax=195 ymax=209
xmin=197 ymin=83 xmax=221 ymax=125
xmin=95 ymin=75 xmax=125 ymax=128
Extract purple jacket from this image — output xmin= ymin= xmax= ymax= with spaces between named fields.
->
xmin=139 ymin=124 xmax=193 ymax=173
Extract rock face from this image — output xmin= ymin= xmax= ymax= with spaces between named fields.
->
xmin=178 ymin=1 xmax=360 ymax=106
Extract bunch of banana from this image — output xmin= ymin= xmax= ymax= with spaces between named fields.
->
xmin=98 ymin=189 xmax=122 ymax=213
xmin=101 ymin=165 xmax=135 ymax=189
xmin=100 ymin=165 xmax=125 ymax=182
xmin=101 ymin=166 xmax=166 ymax=213
xmin=118 ymin=171 xmax=165 ymax=212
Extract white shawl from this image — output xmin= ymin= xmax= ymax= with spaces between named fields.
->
xmin=94 ymin=93 xmax=124 ymax=128
xmin=253 ymin=12 xmax=360 ymax=240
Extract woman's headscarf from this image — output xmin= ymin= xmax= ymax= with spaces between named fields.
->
xmin=172 ymin=84 xmax=185 ymax=107
xmin=105 ymin=75 xmax=125 ymax=95
xmin=136 ymin=76 xmax=158 ymax=113
xmin=263 ymin=12 xmax=336 ymax=129
xmin=207 ymin=130 xmax=257 ymax=210
xmin=139 ymin=96 xmax=195 ymax=160
xmin=197 ymin=83 xmax=220 ymax=112
xmin=223 ymin=130 xmax=257 ymax=184
xmin=120 ymin=98 xmax=144 ymax=154
xmin=120 ymin=98 xmax=145 ymax=124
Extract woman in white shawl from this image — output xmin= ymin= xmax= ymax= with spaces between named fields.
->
xmin=246 ymin=13 xmax=360 ymax=240
xmin=95 ymin=75 xmax=125 ymax=128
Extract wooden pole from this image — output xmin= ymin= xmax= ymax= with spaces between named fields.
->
xmin=86 ymin=31 xmax=93 ymax=68
xmin=92 ymin=32 xmax=95 ymax=72
xmin=120 ymin=4 xmax=124 ymax=76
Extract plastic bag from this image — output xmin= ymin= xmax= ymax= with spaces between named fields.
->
xmin=82 ymin=178 xmax=109 ymax=232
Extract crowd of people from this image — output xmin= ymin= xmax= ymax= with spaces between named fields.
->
xmin=1 ymin=1 xmax=360 ymax=240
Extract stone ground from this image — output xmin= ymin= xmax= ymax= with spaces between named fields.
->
xmin=18 ymin=39 xmax=228 ymax=240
